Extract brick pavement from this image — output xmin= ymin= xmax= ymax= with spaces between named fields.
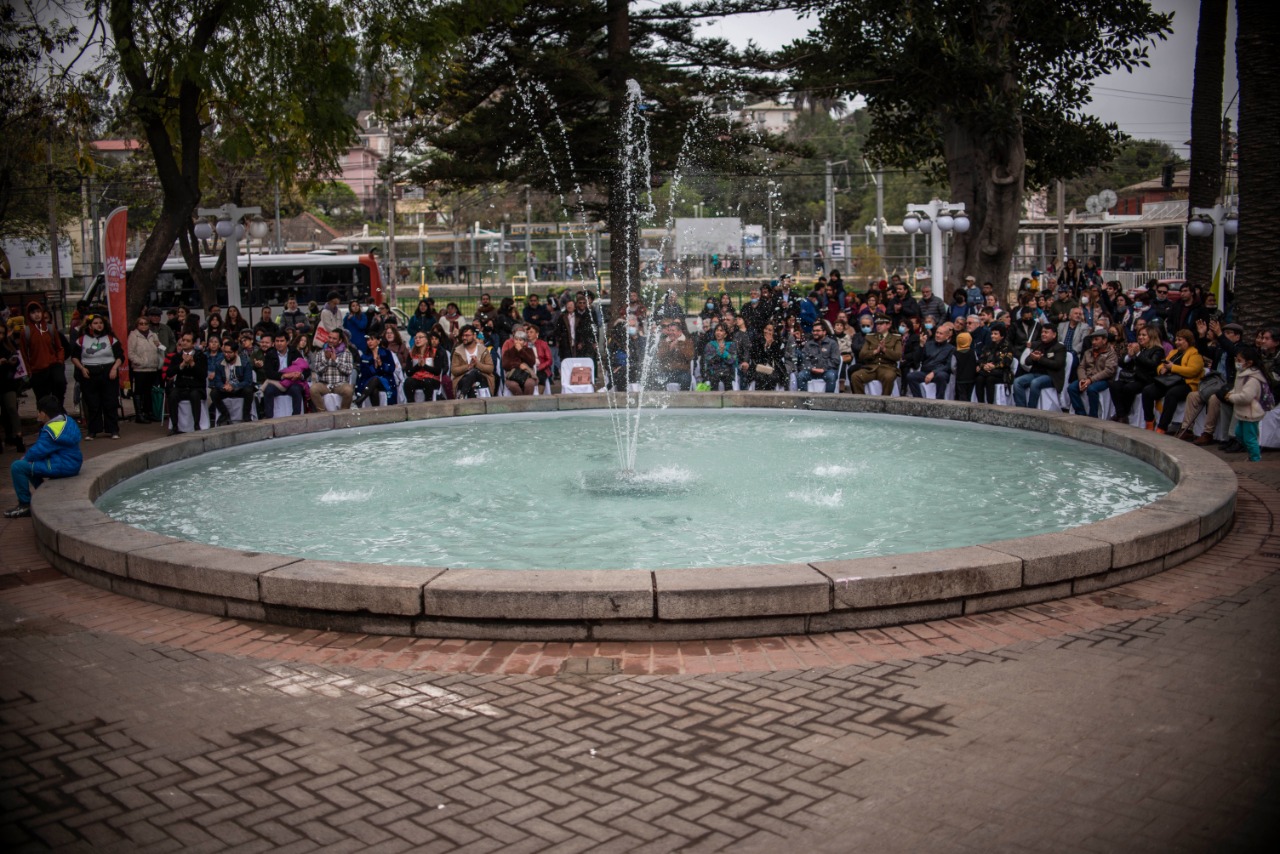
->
xmin=1 ymin=397 xmax=1278 ymax=850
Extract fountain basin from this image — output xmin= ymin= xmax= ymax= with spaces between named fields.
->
xmin=31 ymin=394 xmax=1237 ymax=641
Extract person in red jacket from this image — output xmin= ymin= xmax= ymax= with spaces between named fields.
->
xmin=18 ymin=301 xmax=67 ymax=407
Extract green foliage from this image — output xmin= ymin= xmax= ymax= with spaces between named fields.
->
xmin=1061 ymin=139 xmax=1177 ymax=209
xmin=305 ymin=181 xmax=363 ymax=225
xmin=392 ymin=0 xmax=790 ymax=222
xmin=785 ymin=0 xmax=1174 ymax=188
xmin=0 ymin=6 xmax=103 ymax=237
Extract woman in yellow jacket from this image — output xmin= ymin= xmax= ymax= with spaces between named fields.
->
xmin=1142 ymin=328 xmax=1203 ymax=433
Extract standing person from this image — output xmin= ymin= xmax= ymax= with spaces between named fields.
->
xmin=318 ymin=292 xmax=343 ymax=336
xmin=953 ymin=332 xmax=977 ymax=403
xmin=1223 ymin=346 xmax=1267 ymax=462
xmin=223 ymin=305 xmax=249 ymax=337
xmin=1 ymin=327 xmax=24 ymax=453
xmin=70 ymin=315 xmax=124 ymax=440
xmin=128 ymin=315 xmax=165 ymax=423
xmin=18 ymin=302 xmax=66 ymax=408
xmin=5 ymin=395 xmax=82 ymax=518
xmin=408 ymin=299 xmax=436 ymax=339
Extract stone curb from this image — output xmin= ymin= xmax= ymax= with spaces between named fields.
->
xmin=30 ymin=393 xmax=1237 ymax=641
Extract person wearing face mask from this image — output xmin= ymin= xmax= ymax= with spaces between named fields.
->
xmin=740 ymin=288 xmax=765 ymax=332
xmin=850 ymin=316 xmax=902 ymax=395
xmin=1222 ymin=345 xmax=1266 ymax=462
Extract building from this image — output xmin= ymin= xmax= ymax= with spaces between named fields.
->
xmin=739 ymin=100 xmax=796 ymax=135
xmin=335 ymin=111 xmax=392 ymax=218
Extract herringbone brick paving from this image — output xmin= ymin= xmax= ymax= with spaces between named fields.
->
xmin=0 ymin=413 xmax=1277 ymax=850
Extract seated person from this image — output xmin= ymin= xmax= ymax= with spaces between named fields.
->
xmin=906 ymin=324 xmax=955 ymax=398
xmin=502 ymin=327 xmax=539 ymax=395
xmin=309 ymin=328 xmax=356 ymax=410
xmin=451 ymin=324 xmax=495 ymax=398
xmin=703 ymin=323 xmax=737 ymax=390
xmin=849 ymin=315 xmax=902 ymax=395
xmin=6 ymin=396 xmax=82 ymax=518
xmin=654 ymin=319 xmax=695 ymax=390
xmin=403 ymin=330 xmax=445 ymax=402
xmin=209 ymin=339 xmax=256 ymax=426
xmin=164 ymin=332 xmax=208 ymax=434
xmin=1012 ymin=324 xmax=1067 ymax=408
xmin=799 ymin=321 xmax=840 ymax=393
xmin=261 ymin=332 xmax=310 ymax=417
xmin=353 ymin=335 xmax=399 ymax=406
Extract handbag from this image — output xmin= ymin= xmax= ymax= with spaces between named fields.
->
xmin=1155 ymin=373 xmax=1183 ymax=388
xmin=1197 ymin=372 xmax=1226 ymax=400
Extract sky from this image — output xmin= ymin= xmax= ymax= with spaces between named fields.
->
xmin=689 ymin=0 xmax=1237 ymax=158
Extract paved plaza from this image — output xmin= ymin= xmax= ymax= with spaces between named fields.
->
xmin=2 ymin=414 xmax=1278 ymax=851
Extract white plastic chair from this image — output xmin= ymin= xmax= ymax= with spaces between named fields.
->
xmin=560 ymin=358 xmax=597 ymax=393
xmin=171 ymin=399 xmax=211 ymax=433
xmin=1037 ymin=352 xmax=1074 ymax=413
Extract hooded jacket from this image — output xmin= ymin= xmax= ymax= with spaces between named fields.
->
xmin=24 ymin=414 xmax=82 ymax=478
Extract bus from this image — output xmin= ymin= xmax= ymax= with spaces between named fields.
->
xmin=84 ymin=252 xmax=383 ymax=320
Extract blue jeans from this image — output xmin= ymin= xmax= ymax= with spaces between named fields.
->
xmin=1067 ymin=380 xmax=1110 ymax=418
xmin=1012 ymin=373 xmax=1054 ymax=408
xmin=906 ymin=370 xmax=947 ymax=399
xmin=662 ymin=370 xmax=692 ymax=391
xmin=10 ymin=459 xmax=46 ymax=505
xmin=807 ymin=370 xmax=836 ymax=393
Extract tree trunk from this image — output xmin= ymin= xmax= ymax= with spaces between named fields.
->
xmin=110 ymin=0 xmax=223 ymax=323
xmin=605 ymin=0 xmax=638 ymax=318
xmin=943 ymin=117 xmax=1026 ymax=303
xmin=1233 ymin=0 xmax=1280 ymax=335
xmin=1186 ymin=0 xmax=1228 ymax=288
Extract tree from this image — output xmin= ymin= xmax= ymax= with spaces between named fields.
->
xmin=1186 ymin=0 xmax=1228 ymax=289
xmin=98 ymin=0 xmax=360 ymax=321
xmin=1061 ymin=139 xmax=1176 ymax=210
xmin=1232 ymin=0 xmax=1280 ymax=334
xmin=390 ymin=0 xmax=787 ymax=309
xmin=785 ymin=0 xmax=1172 ymax=292
xmin=0 ymin=8 xmax=100 ymax=243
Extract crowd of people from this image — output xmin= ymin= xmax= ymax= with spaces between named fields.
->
xmin=2 ymin=263 xmax=1277 ymax=505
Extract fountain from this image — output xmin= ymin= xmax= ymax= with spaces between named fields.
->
xmin=26 ymin=83 xmax=1238 ymax=641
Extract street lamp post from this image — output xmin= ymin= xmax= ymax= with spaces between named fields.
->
xmin=1185 ymin=198 xmax=1238 ymax=313
xmin=902 ymin=200 xmax=970 ymax=291
xmin=194 ymin=203 xmax=267 ymax=311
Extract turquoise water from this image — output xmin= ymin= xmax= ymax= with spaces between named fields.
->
xmin=97 ymin=411 xmax=1172 ymax=570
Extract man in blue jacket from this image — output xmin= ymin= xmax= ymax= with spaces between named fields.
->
xmin=6 ymin=395 xmax=83 ymax=518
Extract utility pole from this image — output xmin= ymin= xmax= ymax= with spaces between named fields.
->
xmin=824 ymin=160 xmax=834 ymax=255
xmin=386 ymin=125 xmax=398 ymax=307
xmin=875 ymin=167 xmax=886 ymax=260
xmin=525 ymin=186 xmax=533 ymax=283
xmin=1056 ymin=179 xmax=1066 ymax=266
xmin=46 ymin=130 xmax=62 ymax=296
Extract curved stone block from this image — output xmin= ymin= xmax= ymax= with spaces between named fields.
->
xmin=812 ymin=546 xmax=1022 ymax=609
xmin=654 ymin=564 xmax=829 ymax=620
xmin=424 ymin=569 xmax=653 ymax=620
xmin=262 ymin=561 xmax=444 ymax=615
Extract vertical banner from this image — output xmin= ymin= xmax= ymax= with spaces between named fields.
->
xmin=103 ymin=206 xmax=130 ymax=388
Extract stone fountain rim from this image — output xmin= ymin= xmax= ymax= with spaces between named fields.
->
xmin=30 ymin=392 xmax=1237 ymax=641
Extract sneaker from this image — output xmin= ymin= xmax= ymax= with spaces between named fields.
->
xmin=84 ymin=434 xmax=94 ymax=441
xmin=110 ymin=433 xmax=120 ymax=440
xmin=4 ymin=505 xmax=31 ymax=519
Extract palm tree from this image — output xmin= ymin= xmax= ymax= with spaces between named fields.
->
xmin=1186 ymin=0 xmax=1227 ymax=290
xmin=1233 ymin=0 xmax=1280 ymax=334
